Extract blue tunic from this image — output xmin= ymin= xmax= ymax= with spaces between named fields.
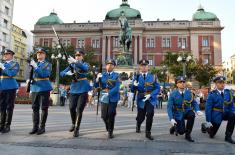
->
xmin=0 ymin=60 xmax=19 ymax=90
xmin=31 ymin=61 xmax=53 ymax=92
xmin=167 ymin=89 xmax=200 ymax=121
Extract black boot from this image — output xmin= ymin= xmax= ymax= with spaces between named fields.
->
xmin=185 ymin=133 xmax=194 ymax=142
xmin=69 ymin=109 xmax=76 ymax=132
xmin=2 ymin=110 xmax=13 ymax=133
xmin=201 ymin=123 xmax=207 ymax=133
xmin=146 ymin=131 xmax=154 ymax=140
xmin=104 ymin=120 xmax=108 ymax=131
xmin=225 ymin=132 xmax=235 ymax=144
xmin=37 ymin=110 xmax=48 ymax=135
xmin=108 ymin=117 xmax=115 ymax=139
xmin=0 ymin=112 xmax=6 ymax=133
xmin=29 ymin=111 xmax=39 ymax=134
xmin=170 ymin=126 xmax=175 ymax=135
xmin=73 ymin=114 xmax=82 ymax=137
xmin=136 ymin=123 xmax=141 ymax=133
xmin=108 ymin=130 xmax=114 ymax=139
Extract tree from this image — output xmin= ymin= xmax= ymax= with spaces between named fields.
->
xmin=161 ymin=52 xmax=196 ymax=79
xmin=194 ymin=61 xmax=218 ymax=88
xmin=149 ymin=67 xmax=166 ymax=83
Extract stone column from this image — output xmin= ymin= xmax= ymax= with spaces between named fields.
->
xmin=139 ymin=35 xmax=143 ymax=60
xmin=102 ymin=36 xmax=106 ymax=64
xmin=107 ymin=36 xmax=111 ymax=59
xmin=134 ymin=36 xmax=138 ymax=65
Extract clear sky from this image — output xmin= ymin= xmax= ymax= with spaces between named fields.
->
xmin=13 ymin=0 xmax=235 ymax=61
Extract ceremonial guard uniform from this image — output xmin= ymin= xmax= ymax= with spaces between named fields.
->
xmin=29 ymin=48 xmax=52 ymax=135
xmin=0 ymin=49 xmax=19 ymax=133
xmin=60 ymin=49 xmax=91 ymax=137
xmin=131 ymin=59 xmax=160 ymax=140
xmin=201 ymin=76 xmax=235 ymax=144
xmin=167 ymin=76 xmax=203 ymax=142
xmin=94 ymin=59 xmax=120 ymax=139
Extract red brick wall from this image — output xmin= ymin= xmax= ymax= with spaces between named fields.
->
xmin=171 ymin=36 xmax=178 ymax=51
xmin=85 ymin=38 xmax=91 ymax=46
xmin=71 ymin=38 xmax=77 ymax=48
xmin=155 ymin=55 xmax=163 ymax=66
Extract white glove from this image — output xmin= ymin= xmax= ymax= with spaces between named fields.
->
xmin=170 ymin=119 xmax=177 ymax=126
xmin=30 ymin=60 xmax=37 ymax=68
xmin=206 ymin=122 xmax=213 ymax=128
xmin=65 ymin=70 xmax=74 ymax=76
xmin=196 ymin=111 xmax=204 ymax=116
xmin=133 ymin=80 xmax=139 ymax=86
xmin=26 ymin=79 xmax=30 ymax=84
xmin=68 ymin=56 xmax=77 ymax=64
xmin=96 ymin=73 xmax=102 ymax=82
xmin=143 ymin=94 xmax=151 ymax=102
xmin=0 ymin=63 xmax=5 ymax=70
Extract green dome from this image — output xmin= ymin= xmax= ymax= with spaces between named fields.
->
xmin=36 ymin=12 xmax=63 ymax=25
xmin=105 ymin=1 xmax=141 ymax=20
xmin=193 ymin=6 xmax=219 ymax=21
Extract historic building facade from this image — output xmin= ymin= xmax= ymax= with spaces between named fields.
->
xmin=32 ymin=0 xmax=223 ymax=69
xmin=0 ymin=0 xmax=14 ymax=51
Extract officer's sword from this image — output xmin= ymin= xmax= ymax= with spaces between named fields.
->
xmin=96 ymin=63 xmax=103 ymax=115
xmin=52 ymin=26 xmax=77 ymax=82
xmin=132 ymin=71 xmax=140 ymax=111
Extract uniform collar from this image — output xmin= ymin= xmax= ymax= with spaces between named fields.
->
xmin=141 ymin=72 xmax=148 ymax=76
xmin=178 ymin=89 xmax=185 ymax=94
xmin=107 ymin=71 xmax=113 ymax=75
xmin=217 ymin=89 xmax=224 ymax=94
xmin=5 ymin=60 xmax=13 ymax=63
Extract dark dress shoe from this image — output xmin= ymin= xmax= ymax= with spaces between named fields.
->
xmin=73 ymin=130 xmax=79 ymax=137
xmin=69 ymin=125 xmax=75 ymax=132
xmin=146 ymin=132 xmax=154 ymax=140
xmin=185 ymin=135 xmax=194 ymax=142
xmin=225 ymin=137 xmax=235 ymax=144
xmin=37 ymin=127 xmax=45 ymax=135
xmin=29 ymin=128 xmax=38 ymax=134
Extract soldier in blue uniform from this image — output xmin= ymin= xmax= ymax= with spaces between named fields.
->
xmin=131 ymin=59 xmax=160 ymax=140
xmin=29 ymin=48 xmax=53 ymax=135
xmin=94 ymin=59 xmax=120 ymax=139
xmin=0 ymin=49 xmax=19 ymax=133
xmin=167 ymin=76 xmax=203 ymax=142
xmin=59 ymin=85 xmax=67 ymax=106
xmin=201 ymin=76 xmax=235 ymax=144
xmin=60 ymin=49 xmax=91 ymax=137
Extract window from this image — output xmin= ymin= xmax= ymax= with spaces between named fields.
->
xmin=2 ymin=33 xmax=7 ymax=42
xmin=162 ymin=37 xmax=171 ymax=48
xmin=43 ymin=39 xmax=49 ymax=47
xmin=146 ymin=38 xmax=155 ymax=48
xmin=20 ymin=59 xmax=23 ymax=65
xmin=178 ymin=37 xmax=187 ymax=48
xmin=113 ymin=37 xmax=120 ymax=48
xmin=202 ymin=36 xmax=209 ymax=47
xmin=5 ymin=6 xmax=9 ymax=15
xmin=92 ymin=39 xmax=100 ymax=48
xmin=147 ymin=55 xmax=154 ymax=66
xmin=63 ymin=39 xmax=70 ymax=46
xmin=77 ymin=39 xmax=85 ymax=48
xmin=3 ymin=19 xmax=8 ymax=28
xmin=202 ymin=54 xmax=210 ymax=64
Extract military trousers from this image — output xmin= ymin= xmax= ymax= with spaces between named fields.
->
xmin=209 ymin=112 xmax=235 ymax=138
xmin=175 ymin=110 xmax=195 ymax=135
xmin=101 ymin=102 xmax=117 ymax=132
xmin=136 ymin=100 xmax=154 ymax=132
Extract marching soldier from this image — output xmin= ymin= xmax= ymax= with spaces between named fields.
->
xmin=60 ymin=49 xmax=91 ymax=137
xmin=0 ymin=49 xmax=19 ymax=133
xmin=167 ymin=76 xmax=203 ymax=142
xmin=201 ymin=76 xmax=235 ymax=144
xmin=29 ymin=48 xmax=53 ymax=135
xmin=131 ymin=59 xmax=160 ymax=140
xmin=94 ymin=59 xmax=120 ymax=139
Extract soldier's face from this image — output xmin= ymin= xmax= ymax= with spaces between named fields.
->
xmin=106 ymin=63 xmax=114 ymax=72
xmin=177 ymin=81 xmax=185 ymax=89
xmin=139 ymin=64 xmax=148 ymax=73
xmin=215 ymin=81 xmax=225 ymax=90
xmin=75 ymin=53 xmax=83 ymax=61
xmin=3 ymin=53 xmax=13 ymax=61
xmin=36 ymin=52 xmax=46 ymax=61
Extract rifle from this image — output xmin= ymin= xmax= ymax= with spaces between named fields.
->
xmin=52 ymin=26 xmax=77 ymax=82
xmin=26 ymin=59 xmax=34 ymax=92
xmin=132 ymin=72 xmax=140 ymax=111
xmin=96 ymin=64 xmax=103 ymax=115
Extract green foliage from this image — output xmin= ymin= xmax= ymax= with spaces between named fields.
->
xmin=149 ymin=67 xmax=166 ymax=83
xmin=194 ymin=61 xmax=218 ymax=87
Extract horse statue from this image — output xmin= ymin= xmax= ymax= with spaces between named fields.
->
xmin=118 ymin=12 xmax=132 ymax=53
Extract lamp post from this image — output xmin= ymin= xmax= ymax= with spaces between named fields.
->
xmin=51 ymin=45 xmax=66 ymax=105
xmin=161 ymin=65 xmax=168 ymax=91
xmin=177 ymin=45 xmax=192 ymax=78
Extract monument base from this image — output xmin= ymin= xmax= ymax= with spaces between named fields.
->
xmin=114 ymin=65 xmax=136 ymax=75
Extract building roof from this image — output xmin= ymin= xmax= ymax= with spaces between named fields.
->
xmin=193 ymin=5 xmax=219 ymax=21
xmin=105 ymin=0 xmax=141 ymax=20
xmin=36 ymin=12 xmax=63 ymax=25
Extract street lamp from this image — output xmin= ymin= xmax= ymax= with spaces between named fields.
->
xmin=177 ymin=45 xmax=192 ymax=78
xmin=51 ymin=45 xmax=66 ymax=105
xmin=161 ymin=65 xmax=168 ymax=91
